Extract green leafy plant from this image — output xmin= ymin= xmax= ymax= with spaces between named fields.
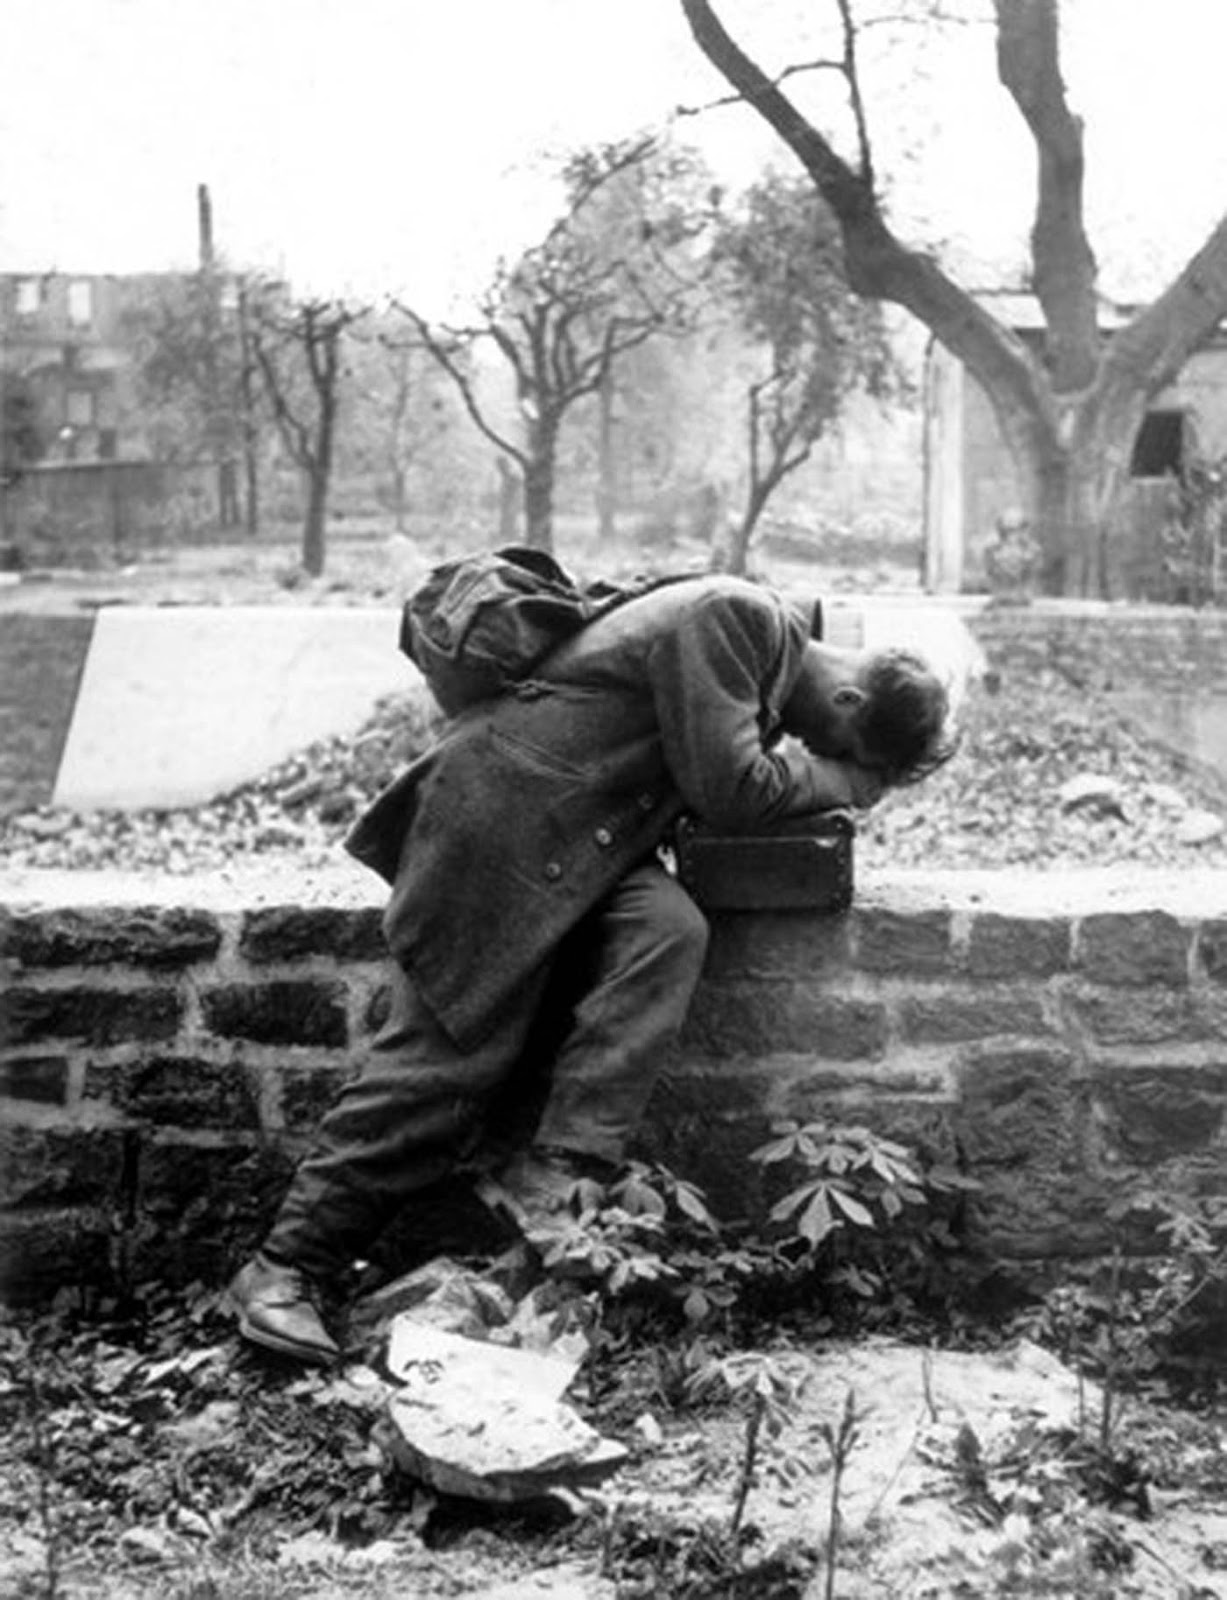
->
xmin=534 ymin=1160 xmax=763 ymax=1331
xmin=748 ymin=1120 xmax=979 ymax=1313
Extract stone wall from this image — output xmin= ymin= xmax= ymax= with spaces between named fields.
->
xmin=967 ymin=602 xmax=1227 ymax=696
xmin=3 ymin=870 xmax=1227 ymax=1304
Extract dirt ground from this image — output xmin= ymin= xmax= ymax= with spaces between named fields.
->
xmin=4 ymin=1290 xmax=1226 ymax=1600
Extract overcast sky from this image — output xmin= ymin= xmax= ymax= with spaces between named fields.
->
xmin=4 ymin=0 xmax=1227 ymax=315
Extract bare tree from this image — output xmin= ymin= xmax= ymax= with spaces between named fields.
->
xmin=711 ymin=170 xmax=905 ymax=574
xmin=680 ymin=0 xmax=1227 ymax=596
xmin=124 ymin=268 xmax=260 ymax=531
xmin=399 ymin=136 xmax=710 ymax=551
xmin=250 ymin=289 xmax=362 ymax=576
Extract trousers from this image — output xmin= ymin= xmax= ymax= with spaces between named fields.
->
xmin=263 ymin=860 xmax=709 ymax=1278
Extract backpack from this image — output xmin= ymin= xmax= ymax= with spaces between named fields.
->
xmin=399 ymin=545 xmax=675 ymax=716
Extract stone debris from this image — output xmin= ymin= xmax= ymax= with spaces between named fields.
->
xmin=1144 ymin=782 xmax=1190 ymax=813
xmin=1058 ymin=772 xmax=1127 ymax=817
xmin=1174 ymin=807 xmax=1225 ymax=846
xmin=381 ymin=1317 xmax=627 ymax=1503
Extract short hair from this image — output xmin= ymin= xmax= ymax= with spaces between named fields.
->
xmin=857 ymin=649 xmax=956 ymax=785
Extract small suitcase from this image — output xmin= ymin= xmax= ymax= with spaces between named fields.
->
xmin=673 ymin=811 xmax=855 ymax=912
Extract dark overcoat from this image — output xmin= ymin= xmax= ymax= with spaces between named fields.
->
xmin=345 ymin=574 xmax=835 ymax=1050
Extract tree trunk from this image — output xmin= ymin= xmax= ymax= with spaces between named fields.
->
xmin=218 ymin=459 xmax=240 ymax=529
xmin=238 ymin=284 xmax=260 ymax=538
xmin=990 ymin=379 xmax=1145 ymax=596
xmin=390 ymin=462 xmax=408 ymax=534
xmin=302 ymin=470 xmax=327 ymax=576
xmin=597 ymin=365 xmax=617 ymax=543
xmin=495 ymin=456 xmax=520 ymax=545
xmin=522 ymin=417 xmax=559 ymax=551
xmin=243 ymin=436 xmax=260 ymax=539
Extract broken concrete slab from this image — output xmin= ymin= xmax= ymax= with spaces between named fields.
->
xmin=381 ymin=1318 xmax=626 ymax=1504
xmin=53 ymin=605 xmax=416 ymax=809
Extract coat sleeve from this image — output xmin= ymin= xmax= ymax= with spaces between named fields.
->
xmin=645 ymin=590 xmax=861 ymax=830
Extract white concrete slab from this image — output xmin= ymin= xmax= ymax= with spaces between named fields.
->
xmin=53 ymin=606 xmax=414 ymax=810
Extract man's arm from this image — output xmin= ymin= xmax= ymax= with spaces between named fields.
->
xmin=646 ymin=594 xmax=883 ymax=830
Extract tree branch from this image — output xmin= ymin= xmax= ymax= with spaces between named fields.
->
xmin=679 ymin=0 xmax=1057 ymax=436
xmin=394 ymin=302 xmax=526 ymax=466
xmin=995 ymin=0 xmax=1097 ymax=389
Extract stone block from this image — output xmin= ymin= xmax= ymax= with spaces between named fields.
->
xmin=1066 ymin=987 xmax=1202 ymax=1046
xmin=779 ymin=1058 xmax=952 ymax=1104
xmin=966 ymin=914 xmax=1070 ymax=979
xmin=117 ymin=1141 xmax=299 ymax=1288
xmin=955 ymin=1042 xmax=1080 ymax=1168
xmin=0 ymin=1124 xmax=130 ymax=1208
xmin=682 ymin=979 xmax=887 ymax=1059
xmin=702 ymin=911 xmax=852 ymax=981
xmin=648 ymin=1066 xmax=779 ymax=1124
xmin=636 ymin=1105 xmax=775 ymax=1224
xmin=1197 ymin=919 xmax=1227 ymax=984
xmin=1092 ymin=1065 xmax=1227 ymax=1163
xmin=966 ymin=1171 xmax=1116 ymax=1260
xmin=1076 ymin=912 xmax=1189 ymax=987
xmin=3 ymin=985 xmax=182 ymax=1047
xmin=136 ymin=1138 xmax=291 ymax=1228
xmin=0 ymin=1053 xmax=70 ymax=1105
xmin=239 ymin=906 xmax=387 ymax=965
xmin=3 ymin=906 xmax=222 ymax=970
xmin=854 ymin=907 xmax=952 ymax=976
xmin=86 ymin=1055 xmax=260 ymax=1130
xmin=277 ymin=1062 xmax=353 ymax=1130
xmin=898 ymin=987 xmax=1049 ymax=1043
xmin=0 ymin=1208 xmax=114 ymax=1303
xmin=199 ymin=979 xmax=348 ymax=1047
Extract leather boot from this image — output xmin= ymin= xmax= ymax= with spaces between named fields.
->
xmin=225 ymin=1251 xmax=340 ymax=1365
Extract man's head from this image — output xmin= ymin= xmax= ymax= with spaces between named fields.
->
xmin=781 ymin=644 xmax=954 ymax=786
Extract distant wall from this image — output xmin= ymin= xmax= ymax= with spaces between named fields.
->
xmin=1 ymin=460 xmax=223 ymax=565
xmin=968 ymin=602 xmax=1227 ymax=785
xmin=3 ymin=871 xmax=1225 ymax=1303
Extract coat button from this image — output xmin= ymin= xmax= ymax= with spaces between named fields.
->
xmin=594 ymin=827 xmax=613 ymax=847
xmin=544 ymin=861 xmax=563 ymax=881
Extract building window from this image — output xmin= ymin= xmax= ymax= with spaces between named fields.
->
xmin=65 ymin=389 xmax=96 ymax=428
xmin=15 ymin=278 xmax=41 ymax=316
xmin=1131 ymin=409 xmax=1185 ymax=478
xmin=67 ymin=280 xmax=93 ymax=327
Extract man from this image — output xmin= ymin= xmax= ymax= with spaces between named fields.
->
xmin=227 ymin=574 xmax=951 ymax=1363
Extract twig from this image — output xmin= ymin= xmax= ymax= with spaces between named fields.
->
xmin=819 ymin=1389 xmax=863 ymax=1600
xmin=29 ymin=1364 xmax=63 ymax=1599
xmin=729 ymin=1389 xmax=765 ymax=1535
xmin=921 ymin=1344 xmax=939 ymax=1423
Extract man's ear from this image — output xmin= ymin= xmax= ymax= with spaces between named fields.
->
xmin=832 ymin=685 xmax=867 ymax=710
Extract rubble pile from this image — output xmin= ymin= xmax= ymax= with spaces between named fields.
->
xmin=3 ymin=668 xmax=1227 ymax=875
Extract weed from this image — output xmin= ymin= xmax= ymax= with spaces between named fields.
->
xmin=816 ymin=1388 xmax=864 ymax=1600
xmin=683 ymin=1352 xmax=805 ymax=1534
xmin=1013 ymin=1186 xmax=1227 ymax=1452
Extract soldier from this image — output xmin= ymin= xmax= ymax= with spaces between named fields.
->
xmin=227 ymin=574 xmax=952 ymax=1363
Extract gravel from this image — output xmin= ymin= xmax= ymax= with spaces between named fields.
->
xmin=2 ymin=666 xmax=1226 ymax=877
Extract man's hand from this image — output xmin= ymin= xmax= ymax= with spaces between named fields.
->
xmin=842 ymin=761 xmax=889 ymax=809
xmin=805 ymin=756 xmax=888 ymax=811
